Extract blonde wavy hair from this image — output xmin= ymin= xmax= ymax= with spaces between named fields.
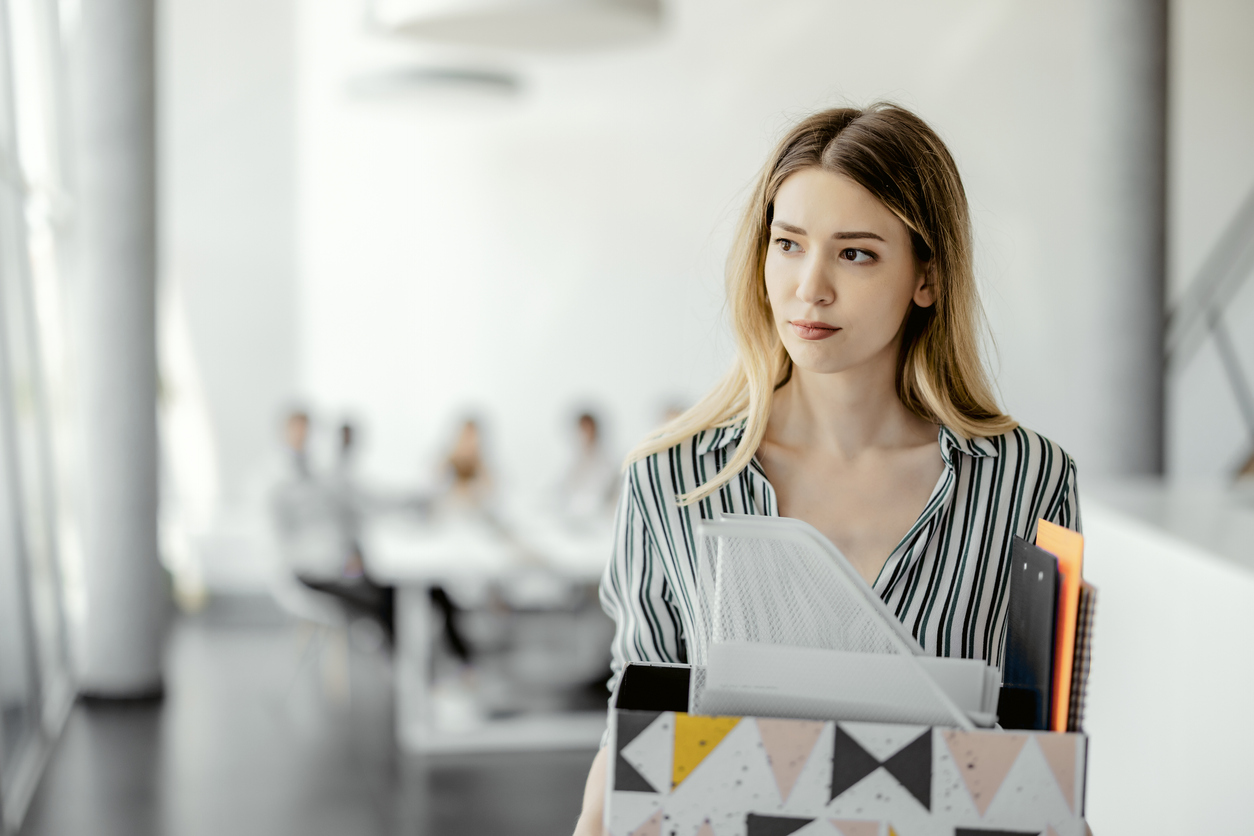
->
xmin=627 ymin=103 xmax=1017 ymax=505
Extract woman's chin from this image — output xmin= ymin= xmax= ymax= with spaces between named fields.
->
xmin=785 ymin=352 xmax=856 ymax=377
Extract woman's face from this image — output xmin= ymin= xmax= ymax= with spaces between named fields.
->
xmin=764 ymin=167 xmax=934 ymax=379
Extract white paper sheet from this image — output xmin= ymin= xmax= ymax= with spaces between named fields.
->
xmin=700 ymin=641 xmax=997 ymax=726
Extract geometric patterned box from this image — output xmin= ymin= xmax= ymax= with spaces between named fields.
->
xmin=606 ymin=709 xmax=1088 ymax=836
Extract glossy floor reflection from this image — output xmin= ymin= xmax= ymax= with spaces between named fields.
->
xmin=19 ymin=596 xmax=593 ymax=836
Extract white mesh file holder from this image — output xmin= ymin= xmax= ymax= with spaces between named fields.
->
xmin=689 ymin=514 xmax=973 ymax=729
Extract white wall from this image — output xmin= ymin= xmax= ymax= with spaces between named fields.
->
xmin=1166 ymin=0 xmax=1254 ymax=476
xmin=1168 ymin=0 xmax=1254 ymax=297
xmin=297 ymin=0 xmax=1118 ymax=492
xmin=159 ymin=0 xmax=1254 ymax=516
xmin=161 ymin=0 xmax=298 ymax=506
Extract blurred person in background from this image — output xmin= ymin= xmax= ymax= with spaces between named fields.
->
xmin=424 ymin=415 xmax=497 ymax=666
xmin=271 ymin=409 xmax=394 ymax=641
xmin=285 ymin=409 xmax=312 ymax=478
xmin=330 ymin=420 xmax=366 ymax=577
xmin=270 ymin=409 xmax=341 ymax=576
xmin=436 ymin=416 xmax=495 ymax=519
xmin=555 ymin=410 xmax=620 ymax=527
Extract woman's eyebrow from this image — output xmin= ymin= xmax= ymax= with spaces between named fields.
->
xmin=772 ymin=221 xmax=807 ymax=236
xmin=771 ymin=221 xmax=885 ymax=242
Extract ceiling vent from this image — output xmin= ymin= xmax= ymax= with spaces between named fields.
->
xmin=346 ymin=66 xmax=521 ymax=102
xmin=372 ymin=0 xmax=663 ymax=50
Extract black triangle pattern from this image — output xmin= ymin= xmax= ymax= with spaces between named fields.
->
xmin=745 ymin=813 xmax=814 ymax=836
xmin=830 ymin=727 xmax=881 ymax=801
xmin=614 ymin=753 xmax=658 ymax=793
xmin=830 ymin=726 xmax=933 ymax=811
xmin=615 ymin=710 xmax=662 ymax=757
xmin=881 ymin=729 xmax=931 ymax=809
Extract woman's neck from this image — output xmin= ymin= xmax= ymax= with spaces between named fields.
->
xmin=767 ymin=353 xmax=936 ymax=459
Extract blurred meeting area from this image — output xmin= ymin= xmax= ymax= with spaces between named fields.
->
xmin=0 ymin=0 xmax=1253 ymax=834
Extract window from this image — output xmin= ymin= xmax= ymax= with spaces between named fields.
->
xmin=0 ymin=0 xmax=75 ymax=828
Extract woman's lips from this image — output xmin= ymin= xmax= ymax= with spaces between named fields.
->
xmin=789 ymin=320 xmax=840 ymax=341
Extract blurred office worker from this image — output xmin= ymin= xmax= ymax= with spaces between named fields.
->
xmin=270 ymin=410 xmax=394 ymax=639
xmin=555 ymin=411 xmax=620 ymax=527
xmin=270 ymin=410 xmax=345 ymax=578
xmin=436 ymin=416 xmax=496 ymax=518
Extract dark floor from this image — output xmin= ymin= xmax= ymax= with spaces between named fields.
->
xmin=19 ymin=596 xmax=594 ymax=836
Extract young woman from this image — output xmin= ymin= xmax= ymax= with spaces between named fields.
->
xmin=571 ymin=103 xmax=1080 ymax=835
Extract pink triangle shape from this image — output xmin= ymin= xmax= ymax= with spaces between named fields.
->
xmin=829 ymin=820 xmax=880 ymax=836
xmin=1035 ymin=735 xmax=1078 ymax=813
xmin=695 ymin=821 xmax=717 ymax=836
xmin=1046 ymin=827 xmax=1062 ymax=836
xmin=627 ymin=809 xmax=663 ymax=836
xmin=942 ymin=730 xmax=1028 ymax=816
xmin=756 ymin=718 xmax=825 ymax=802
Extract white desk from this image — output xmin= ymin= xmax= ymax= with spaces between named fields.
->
xmin=1086 ymin=478 xmax=1254 ymax=573
xmin=364 ymin=513 xmax=612 ymax=753
xmin=1082 ymin=498 xmax=1254 ymax=833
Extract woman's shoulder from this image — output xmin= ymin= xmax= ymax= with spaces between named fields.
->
xmin=946 ymin=423 xmax=1077 ymax=480
xmin=623 ymin=422 xmax=747 ymax=495
xmin=943 ymin=424 xmax=1080 ymax=531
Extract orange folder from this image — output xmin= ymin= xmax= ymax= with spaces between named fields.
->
xmin=1035 ymin=519 xmax=1084 ymax=732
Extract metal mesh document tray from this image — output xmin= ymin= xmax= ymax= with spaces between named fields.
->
xmin=688 ymin=513 xmax=981 ymax=728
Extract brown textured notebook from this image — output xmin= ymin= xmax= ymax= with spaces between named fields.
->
xmin=1067 ymin=581 xmax=1097 ymax=732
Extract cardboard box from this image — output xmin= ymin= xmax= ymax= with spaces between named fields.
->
xmin=606 ymin=663 xmax=1087 ymax=836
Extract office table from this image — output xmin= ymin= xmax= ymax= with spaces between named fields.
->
xmin=364 ymin=513 xmax=612 ymax=753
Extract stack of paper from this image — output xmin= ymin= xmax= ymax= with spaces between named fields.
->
xmin=700 ymin=641 xmax=1000 ymax=727
xmin=690 ymin=514 xmax=991 ymax=729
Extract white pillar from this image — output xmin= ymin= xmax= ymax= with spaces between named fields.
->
xmin=1084 ymin=0 xmax=1169 ymax=475
xmin=71 ymin=0 xmax=164 ymax=696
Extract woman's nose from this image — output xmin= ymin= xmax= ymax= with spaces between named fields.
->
xmin=795 ymin=255 xmax=835 ymax=306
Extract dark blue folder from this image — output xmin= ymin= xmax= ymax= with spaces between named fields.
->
xmin=997 ymin=536 xmax=1059 ymax=730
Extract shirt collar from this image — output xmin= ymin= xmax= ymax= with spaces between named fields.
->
xmin=693 ymin=418 xmax=1001 ymax=462
xmin=938 ymin=424 xmax=1001 ymax=465
xmin=692 ymin=420 xmax=749 ymax=455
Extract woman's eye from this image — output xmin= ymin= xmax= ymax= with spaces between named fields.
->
xmin=775 ymin=238 xmax=801 ymax=253
xmin=841 ymin=248 xmax=874 ymax=263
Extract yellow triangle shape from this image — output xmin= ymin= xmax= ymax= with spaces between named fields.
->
xmin=672 ymin=713 xmax=740 ymax=788
xmin=888 ymin=829 xmax=898 ymax=836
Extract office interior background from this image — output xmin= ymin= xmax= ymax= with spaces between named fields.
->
xmin=0 ymin=0 xmax=1252 ymax=834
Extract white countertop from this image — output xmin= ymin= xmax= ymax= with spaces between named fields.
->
xmin=1082 ymin=496 xmax=1254 ymax=833
xmin=362 ymin=510 xmax=613 ymax=585
xmin=1085 ymin=478 xmax=1254 ymax=572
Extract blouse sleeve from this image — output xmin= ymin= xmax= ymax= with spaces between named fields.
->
xmin=598 ymin=467 xmax=687 ymax=715
xmin=1043 ymin=453 xmax=1082 ymax=534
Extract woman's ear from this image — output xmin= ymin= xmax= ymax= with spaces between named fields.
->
xmin=913 ymin=263 xmax=937 ymax=308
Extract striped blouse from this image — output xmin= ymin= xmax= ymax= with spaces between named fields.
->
xmin=599 ymin=421 xmax=1081 ymax=705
